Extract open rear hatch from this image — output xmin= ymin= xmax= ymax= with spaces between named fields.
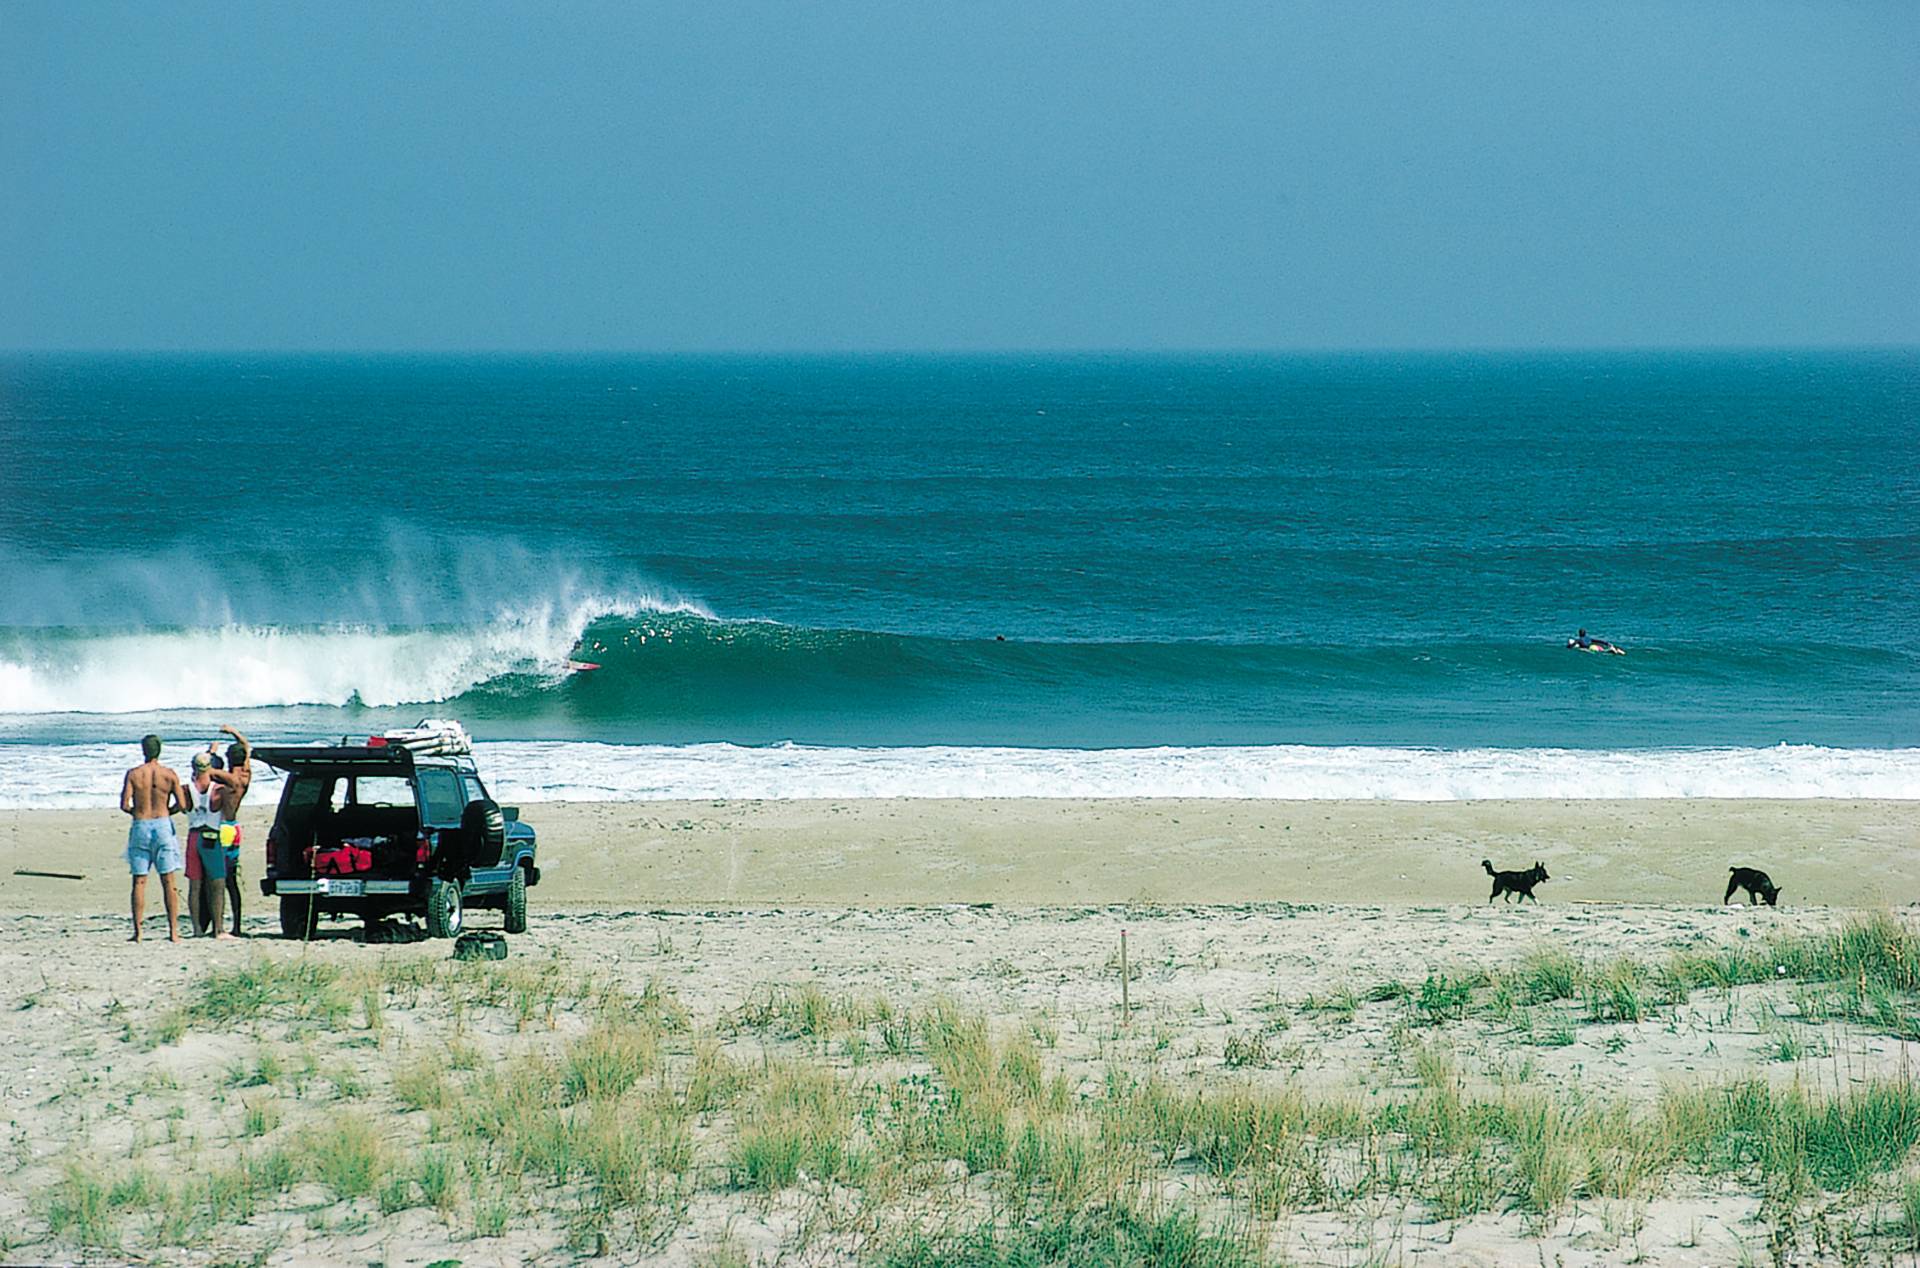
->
xmin=255 ymin=745 xmax=418 ymax=773
xmin=258 ymin=746 xmax=428 ymax=889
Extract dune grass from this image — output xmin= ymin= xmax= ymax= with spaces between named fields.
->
xmin=1346 ymin=913 xmax=1920 ymax=1042
xmin=28 ymin=914 xmax=1920 ymax=1263
xmin=880 ymin=1204 xmax=1266 ymax=1268
xmin=187 ymin=957 xmax=352 ymax=1026
xmin=308 ymin=1113 xmax=389 ymax=1199
xmin=730 ymin=1061 xmax=864 ymax=1190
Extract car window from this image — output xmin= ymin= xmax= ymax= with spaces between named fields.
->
xmin=414 ymin=769 xmax=463 ymax=825
xmin=274 ymin=775 xmax=331 ymax=851
xmin=460 ymin=775 xmax=488 ymax=805
xmin=282 ymin=774 xmax=326 ymax=813
xmin=355 ymin=776 xmax=416 ymax=807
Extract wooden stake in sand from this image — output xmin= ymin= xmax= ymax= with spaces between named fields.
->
xmin=14 ymin=869 xmax=86 ymax=881
xmin=1120 ymin=928 xmax=1130 ymax=1025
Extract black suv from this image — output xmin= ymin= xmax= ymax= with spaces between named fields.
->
xmin=255 ymin=735 xmax=539 ymax=939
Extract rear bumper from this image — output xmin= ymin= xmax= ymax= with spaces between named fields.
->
xmin=265 ymin=878 xmax=415 ymax=897
xmin=263 ymin=856 xmax=536 ymax=898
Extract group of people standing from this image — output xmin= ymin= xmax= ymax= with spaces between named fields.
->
xmin=119 ymin=725 xmax=253 ymax=943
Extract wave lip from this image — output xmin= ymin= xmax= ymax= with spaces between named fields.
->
xmin=2 ymin=741 xmax=1914 ymax=809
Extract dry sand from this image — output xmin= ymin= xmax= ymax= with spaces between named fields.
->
xmin=5 ymin=796 xmax=1917 ymax=911
xmin=3 ymin=797 xmax=1919 ymax=1266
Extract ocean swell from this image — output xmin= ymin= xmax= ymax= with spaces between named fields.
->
xmin=3 ymin=612 xmax=1913 ymax=748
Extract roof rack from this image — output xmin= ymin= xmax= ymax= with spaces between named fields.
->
xmin=368 ymin=718 xmax=473 ymax=758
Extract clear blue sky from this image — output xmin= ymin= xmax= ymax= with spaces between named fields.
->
xmin=2 ymin=1 xmax=1915 ymax=351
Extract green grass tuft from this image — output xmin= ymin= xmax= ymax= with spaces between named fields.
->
xmin=880 ymin=1204 xmax=1265 ymax=1268
xmin=307 ymin=1113 xmax=389 ymax=1199
xmin=562 ymin=1022 xmax=658 ymax=1103
xmin=730 ymin=1062 xmax=864 ymax=1191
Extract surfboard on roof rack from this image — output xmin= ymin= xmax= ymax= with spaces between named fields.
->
xmin=370 ymin=718 xmax=473 ymax=757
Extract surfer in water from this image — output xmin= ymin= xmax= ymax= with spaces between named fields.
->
xmin=1568 ymin=628 xmax=1623 ymax=654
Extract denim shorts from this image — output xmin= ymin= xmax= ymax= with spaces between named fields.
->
xmin=127 ymin=818 xmax=183 ymax=876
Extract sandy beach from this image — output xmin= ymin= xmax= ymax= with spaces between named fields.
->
xmin=5 ymin=796 xmax=1916 ymax=912
xmin=4 ymin=796 xmax=1920 ymax=1265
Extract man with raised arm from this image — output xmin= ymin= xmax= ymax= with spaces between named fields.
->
xmin=205 ymin=723 xmax=254 ymax=937
xmin=120 ymin=734 xmax=189 ymax=943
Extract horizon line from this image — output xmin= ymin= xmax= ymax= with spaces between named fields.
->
xmin=3 ymin=341 xmax=1917 ymax=358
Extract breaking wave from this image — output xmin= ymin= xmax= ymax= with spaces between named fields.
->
xmin=0 ymin=596 xmax=706 ymax=715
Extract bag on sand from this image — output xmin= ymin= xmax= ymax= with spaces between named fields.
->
xmin=453 ymin=930 xmax=508 ymax=961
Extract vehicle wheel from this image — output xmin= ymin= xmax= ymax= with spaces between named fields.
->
xmin=427 ymin=879 xmax=463 ymax=939
xmin=279 ymin=894 xmax=316 ymax=940
xmin=503 ymin=865 xmax=527 ymax=934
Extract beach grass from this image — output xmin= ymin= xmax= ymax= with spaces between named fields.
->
xmin=21 ymin=912 xmax=1920 ymax=1263
xmin=1334 ymin=912 xmax=1920 ymax=1044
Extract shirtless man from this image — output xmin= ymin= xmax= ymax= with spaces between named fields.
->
xmin=205 ymin=724 xmax=253 ymax=937
xmin=120 ymin=734 xmax=189 ymax=943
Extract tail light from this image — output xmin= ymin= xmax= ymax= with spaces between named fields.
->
xmin=416 ymin=832 xmax=432 ymax=865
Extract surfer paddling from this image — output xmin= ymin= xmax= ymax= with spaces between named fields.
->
xmin=1568 ymin=628 xmax=1625 ymax=655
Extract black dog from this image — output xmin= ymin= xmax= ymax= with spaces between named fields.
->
xmin=1725 ymin=866 xmax=1781 ymax=906
xmin=1483 ymin=859 xmax=1550 ymax=903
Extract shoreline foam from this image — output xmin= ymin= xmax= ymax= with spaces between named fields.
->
xmin=0 ymin=740 xmax=1916 ymax=809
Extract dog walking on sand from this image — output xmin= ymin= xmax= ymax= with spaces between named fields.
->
xmin=1482 ymin=859 xmax=1550 ymax=904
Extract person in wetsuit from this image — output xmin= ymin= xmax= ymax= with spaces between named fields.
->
xmin=1568 ymin=628 xmax=1620 ymax=652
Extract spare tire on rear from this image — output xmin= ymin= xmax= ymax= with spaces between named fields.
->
xmin=462 ymin=798 xmax=508 ymax=869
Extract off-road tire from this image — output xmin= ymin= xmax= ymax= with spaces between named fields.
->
xmin=503 ymin=865 xmax=528 ymax=934
xmin=427 ymin=879 xmax=463 ymax=939
xmin=463 ymin=798 xmax=508 ymax=869
xmin=279 ymin=894 xmax=316 ymax=940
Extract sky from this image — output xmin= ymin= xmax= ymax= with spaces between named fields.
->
xmin=2 ymin=2 xmax=1916 ymax=352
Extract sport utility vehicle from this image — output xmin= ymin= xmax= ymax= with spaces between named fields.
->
xmin=255 ymin=722 xmax=539 ymax=939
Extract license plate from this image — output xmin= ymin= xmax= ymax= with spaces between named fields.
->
xmin=319 ymin=878 xmax=364 ymax=897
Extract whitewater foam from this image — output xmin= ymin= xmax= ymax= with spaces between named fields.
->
xmin=1 ymin=741 xmax=1913 ymax=809
xmin=0 ymin=594 xmax=705 ymax=715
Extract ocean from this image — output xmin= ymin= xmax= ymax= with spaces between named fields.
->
xmin=1 ymin=350 xmax=1915 ymax=807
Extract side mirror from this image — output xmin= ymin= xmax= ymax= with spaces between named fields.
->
xmin=501 ymin=806 xmax=520 ymax=823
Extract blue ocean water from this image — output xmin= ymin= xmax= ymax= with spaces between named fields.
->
xmin=1 ymin=351 xmax=1914 ymax=803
